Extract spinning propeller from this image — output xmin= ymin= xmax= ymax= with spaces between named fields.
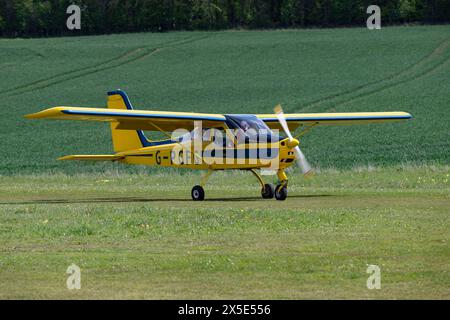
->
xmin=274 ymin=104 xmax=313 ymax=177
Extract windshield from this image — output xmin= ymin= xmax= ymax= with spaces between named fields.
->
xmin=225 ymin=114 xmax=282 ymax=142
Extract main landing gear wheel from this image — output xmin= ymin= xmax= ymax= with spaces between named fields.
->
xmin=275 ymin=185 xmax=288 ymax=201
xmin=261 ymin=183 xmax=275 ymax=199
xmin=191 ymin=185 xmax=205 ymax=201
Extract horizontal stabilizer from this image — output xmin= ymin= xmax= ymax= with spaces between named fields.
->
xmin=58 ymin=155 xmax=124 ymax=161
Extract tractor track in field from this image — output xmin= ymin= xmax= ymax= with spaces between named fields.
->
xmin=326 ymin=54 xmax=450 ymax=111
xmin=294 ymin=36 xmax=450 ymax=113
xmin=0 ymin=45 xmax=154 ymax=96
xmin=0 ymin=34 xmax=212 ymax=97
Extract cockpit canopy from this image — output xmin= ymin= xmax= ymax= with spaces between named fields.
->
xmin=175 ymin=114 xmax=283 ymax=146
xmin=225 ymin=114 xmax=283 ymax=143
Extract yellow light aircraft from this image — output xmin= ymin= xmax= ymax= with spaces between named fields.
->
xmin=26 ymin=90 xmax=412 ymax=201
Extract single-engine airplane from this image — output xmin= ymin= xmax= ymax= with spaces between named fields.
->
xmin=26 ymin=90 xmax=412 ymax=200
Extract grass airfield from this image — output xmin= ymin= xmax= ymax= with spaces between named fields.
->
xmin=0 ymin=166 xmax=448 ymax=299
xmin=0 ymin=25 xmax=449 ymax=299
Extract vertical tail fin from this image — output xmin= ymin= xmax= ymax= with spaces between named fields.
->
xmin=107 ymin=90 xmax=149 ymax=152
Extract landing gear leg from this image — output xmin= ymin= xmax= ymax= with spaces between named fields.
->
xmin=191 ymin=169 xmax=214 ymax=201
xmin=275 ymin=170 xmax=288 ymax=201
xmin=250 ymin=169 xmax=274 ymax=199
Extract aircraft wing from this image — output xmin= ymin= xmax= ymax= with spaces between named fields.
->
xmin=26 ymin=107 xmax=412 ymax=132
xmin=58 ymin=155 xmax=124 ymax=161
xmin=257 ymin=112 xmax=412 ymax=131
xmin=25 ymin=107 xmax=226 ymax=131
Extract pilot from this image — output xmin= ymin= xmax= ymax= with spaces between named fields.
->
xmin=240 ymin=120 xmax=250 ymax=132
xmin=236 ymin=120 xmax=251 ymax=144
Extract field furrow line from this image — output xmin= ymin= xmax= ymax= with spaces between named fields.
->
xmin=327 ymin=54 xmax=450 ymax=110
xmin=1 ymin=34 xmax=210 ymax=97
xmin=0 ymin=47 xmax=145 ymax=95
xmin=295 ymin=36 xmax=450 ymax=113
xmin=6 ymin=47 xmax=161 ymax=96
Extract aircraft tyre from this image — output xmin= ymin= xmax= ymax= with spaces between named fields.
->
xmin=275 ymin=185 xmax=288 ymax=201
xmin=261 ymin=183 xmax=275 ymax=199
xmin=191 ymin=185 xmax=205 ymax=201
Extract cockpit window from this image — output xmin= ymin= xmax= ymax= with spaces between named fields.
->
xmin=226 ymin=114 xmax=269 ymax=131
xmin=225 ymin=114 xmax=282 ymax=143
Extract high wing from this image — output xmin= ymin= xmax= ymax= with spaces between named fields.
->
xmin=25 ymin=89 xmax=411 ymax=133
xmin=26 ymin=108 xmax=412 ymax=132
xmin=25 ymin=106 xmax=226 ymax=132
xmin=257 ymin=112 xmax=412 ymax=131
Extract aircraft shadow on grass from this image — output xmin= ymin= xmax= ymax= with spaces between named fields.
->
xmin=1 ymin=194 xmax=335 ymax=205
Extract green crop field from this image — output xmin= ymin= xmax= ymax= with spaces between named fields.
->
xmin=0 ymin=26 xmax=449 ymax=299
xmin=0 ymin=25 xmax=449 ymax=173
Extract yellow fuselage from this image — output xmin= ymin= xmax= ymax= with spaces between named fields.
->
xmin=116 ymin=138 xmax=296 ymax=171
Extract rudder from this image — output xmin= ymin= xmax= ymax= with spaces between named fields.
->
xmin=107 ymin=90 xmax=149 ymax=152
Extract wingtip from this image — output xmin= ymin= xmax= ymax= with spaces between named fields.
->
xmin=57 ymin=155 xmax=72 ymax=161
xmin=24 ymin=109 xmax=53 ymax=119
xmin=24 ymin=113 xmax=38 ymax=119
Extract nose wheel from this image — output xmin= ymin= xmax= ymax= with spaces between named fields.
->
xmin=191 ymin=185 xmax=205 ymax=201
xmin=274 ymin=169 xmax=288 ymax=201
xmin=274 ymin=184 xmax=288 ymax=201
